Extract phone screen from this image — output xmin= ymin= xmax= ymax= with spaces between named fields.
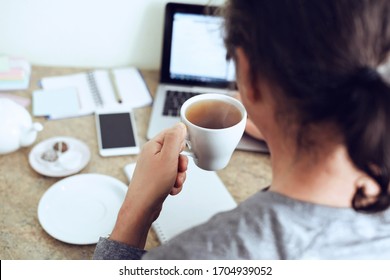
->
xmin=99 ymin=113 xmax=136 ymax=149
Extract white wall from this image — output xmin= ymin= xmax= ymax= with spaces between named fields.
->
xmin=0 ymin=0 xmax=224 ymax=69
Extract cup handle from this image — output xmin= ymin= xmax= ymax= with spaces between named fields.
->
xmin=180 ymin=150 xmax=196 ymax=158
xmin=180 ymin=140 xmax=197 ymax=160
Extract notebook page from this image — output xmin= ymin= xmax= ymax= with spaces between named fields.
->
xmin=152 ymin=159 xmax=237 ymax=243
xmin=32 ymin=88 xmax=80 ymax=116
xmin=113 ymin=68 xmax=152 ymax=108
xmin=41 ymin=73 xmax=96 ymax=115
xmin=123 ymin=158 xmax=237 ymax=244
xmin=92 ymin=70 xmax=119 ymax=109
xmin=41 ymin=68 xmax=152 ymax=118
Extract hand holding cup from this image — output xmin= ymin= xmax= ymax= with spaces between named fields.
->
xmin=180 ymin=93 xmax=247 ymax=171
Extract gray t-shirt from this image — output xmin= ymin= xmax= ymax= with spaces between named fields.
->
xmin=93 ymin=191 xmax=390 ymax=259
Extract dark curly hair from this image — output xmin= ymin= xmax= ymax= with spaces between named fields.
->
xmin=222 ymin=0 xmax=390 ymax=213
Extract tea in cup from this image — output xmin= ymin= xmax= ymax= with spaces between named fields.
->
xmin=180 ymin=93 xmax=247 ymax=171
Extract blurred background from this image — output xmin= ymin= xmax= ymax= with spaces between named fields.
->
xmin=0 ymin=0 xmax=224 ymax=69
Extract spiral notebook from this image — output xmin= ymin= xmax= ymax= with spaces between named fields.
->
xmin=123 ymin=158 xmax=237 ymax=244
xmin=40 ymin=67 xmax=152 ymax=118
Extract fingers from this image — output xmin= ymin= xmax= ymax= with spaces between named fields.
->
xmin=171 ymin=155 xmax=188 ymax=195
xmin=170 ymin=185 xmax=182 ymax=196
xmin=139 ymin=122 xmax=188 ymax=198
xmin=171 ymin=171 xmax=186 ymax=195
xmin=176 ymin=170 xmax=187 ymax=188
xmin=178 ymin=154 xmax=188 ymax=172
xmin=160 ymin=123 xmax=187 ymax=161
xmin=171 ymin=154 xmax=188 ymax=196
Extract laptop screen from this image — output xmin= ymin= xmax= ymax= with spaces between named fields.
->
xmin=170 ymin=13 xmax=235 ymax=83
xmin=160 ymin=3 xmax=236 ymax=88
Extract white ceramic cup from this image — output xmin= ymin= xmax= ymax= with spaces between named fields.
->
xmin=180 ymin=93 xmax=247 ymax=171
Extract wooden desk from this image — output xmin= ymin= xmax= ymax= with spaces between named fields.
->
xmin=0 ymin=66 xmax=272 ymax=259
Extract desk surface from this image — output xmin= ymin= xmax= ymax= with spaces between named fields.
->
xmin=0 ymin=66 xmax=272 ymax=259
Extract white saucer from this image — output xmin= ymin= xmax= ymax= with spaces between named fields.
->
xmin=37 ymin=173 xmax=127 ymax=245
xmin=29 ymin=136 xmax=91 ymax=177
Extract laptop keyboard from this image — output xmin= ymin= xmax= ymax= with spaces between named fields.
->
xmin=163 ymin=90 xmax=200 ymax=116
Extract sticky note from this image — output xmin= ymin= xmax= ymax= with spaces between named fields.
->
xmin=33 ymin=88 xmax=80 ymax=117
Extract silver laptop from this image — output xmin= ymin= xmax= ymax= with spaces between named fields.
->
xmin=147 ymin=2 xmax=268 ymax=152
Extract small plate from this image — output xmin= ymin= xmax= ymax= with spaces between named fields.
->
xmin=37 ymin=173 xmax=127 ymax=245
xmin=29 ymin=136 xmax=91 ymax=177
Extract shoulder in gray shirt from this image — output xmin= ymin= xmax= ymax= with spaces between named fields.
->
xmin=94 ymin=191 xmax=390 ymax=259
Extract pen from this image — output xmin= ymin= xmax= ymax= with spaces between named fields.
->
xmin=109 ymin=69 xmax=122 ymax=104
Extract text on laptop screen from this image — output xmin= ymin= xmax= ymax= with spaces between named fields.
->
xmin=170 ymin=13 xmax=235 ymax=83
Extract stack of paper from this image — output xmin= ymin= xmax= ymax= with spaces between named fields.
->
xmin=0 ymin=55 xmax=31 ymax=91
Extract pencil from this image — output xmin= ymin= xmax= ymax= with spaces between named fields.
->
xmin=109 ymin=69 xmax=122 ymax=103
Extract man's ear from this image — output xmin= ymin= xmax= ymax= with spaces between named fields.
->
xmin=235 ymin=47 xmax=259 ymax=102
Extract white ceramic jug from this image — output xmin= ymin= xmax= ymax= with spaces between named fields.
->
xmin=0 ymin=98 xmax=43 ymax=154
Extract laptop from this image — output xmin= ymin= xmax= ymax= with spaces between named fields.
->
xmin=147 ymin=2 xmax=268 ymax=152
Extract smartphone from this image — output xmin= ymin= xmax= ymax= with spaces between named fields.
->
xmin=95 ymin=109 xmax=140 ymax=157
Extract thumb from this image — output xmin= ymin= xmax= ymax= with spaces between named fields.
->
xmin=160 ymin=122 xmax=187 ymax=161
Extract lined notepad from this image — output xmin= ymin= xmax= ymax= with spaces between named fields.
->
xmin=123 ymin=158 xmax=237 ymax=244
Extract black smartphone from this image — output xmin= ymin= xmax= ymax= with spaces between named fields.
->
xmin=95 ymin=109 xmax=140 ymax=156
